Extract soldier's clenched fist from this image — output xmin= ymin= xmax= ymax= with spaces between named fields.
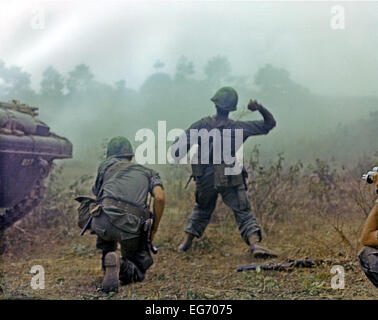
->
xmin=248 ymin=99 xmax=262 ymax=112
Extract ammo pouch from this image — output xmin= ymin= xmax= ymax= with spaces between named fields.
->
xmin=214 ymin=163 xmax=244 ymax=188
xmin=101 ymin=198 xmax=152 ymax=235
xmin=102 ymin=198 xmax=151 ymax=221
xmin=75 ymin=196 xmax=100 ymax=229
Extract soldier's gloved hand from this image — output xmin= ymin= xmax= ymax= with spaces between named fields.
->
xmin=248 ymin=99 xmax=262 ymax=112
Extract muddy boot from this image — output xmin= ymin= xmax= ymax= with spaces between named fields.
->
xmin=102 ymin=252 xmax=120 ymax=293
xmin=251 ymin=244 xmax=278 ymax=259
xmin=178 ymin=233 xmax=195 ymax=252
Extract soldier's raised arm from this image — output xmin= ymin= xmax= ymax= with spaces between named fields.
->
xmin=236 ymin=100 xmax=276 ymax=139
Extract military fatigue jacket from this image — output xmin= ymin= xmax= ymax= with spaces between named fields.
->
xmin=173 ymin=114 xmax=276 ymax=186
xmin=92 ymin=156 xmax=163 ymax=236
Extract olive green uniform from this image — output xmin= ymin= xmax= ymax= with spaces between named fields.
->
xmin=178 ymin=113 xmax=276 ymax=244
xmin=91 ymin=155 xmax=163 ymax=284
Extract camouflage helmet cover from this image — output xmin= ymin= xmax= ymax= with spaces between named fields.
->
xmin=106 ymin=136 xmax=134 ymax=158
xmin=211 ymin=87 xmax=238 ymax=111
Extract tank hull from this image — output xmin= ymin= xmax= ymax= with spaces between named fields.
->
xmin=0 ymin=134 xmax=72 ymax=207
xmin=0 ymin=100 xmax=73 ymax=235
xmin=0 ymin=134 xmax=72 ymax=159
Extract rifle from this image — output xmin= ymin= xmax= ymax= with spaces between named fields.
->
xmin=237 ymin=258 xmax=324 ymax=272
xmin=184 ymin=174 xmax=193 ymax=189
xmin=75 ymin=196 xmax=98 ymax=236
xmin=80 ymin=215 xmax=93 ymax=236
xmin=143 ymin=218 xmax=158 ymax=254
xmin=145 ymin=194 xmax=158 ymax=254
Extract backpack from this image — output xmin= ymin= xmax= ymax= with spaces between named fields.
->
xmin=75 ymin=160 xmax=134 ymax=229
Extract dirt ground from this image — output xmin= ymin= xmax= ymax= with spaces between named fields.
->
xmin=1 ymin=205 xmax=377 ymax=300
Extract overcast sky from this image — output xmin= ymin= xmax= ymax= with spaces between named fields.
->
xmin=0 ymin=0 xmax=377 ymax=96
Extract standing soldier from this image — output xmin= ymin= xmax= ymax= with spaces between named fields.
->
xmin=174 ymin=87 xmax=277 ymax=258
xmin=84 ymin=136 xmax=165 ymax=292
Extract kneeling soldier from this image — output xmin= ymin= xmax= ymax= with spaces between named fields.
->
xmin=85 ymin=136 xmax=165 ymax=292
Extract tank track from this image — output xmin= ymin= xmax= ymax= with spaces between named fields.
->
xmin=0 ymin=177 xmax=47 ymax=233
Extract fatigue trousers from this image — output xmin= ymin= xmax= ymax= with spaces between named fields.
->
xmin=91 ymin=212 xmax=153 ymax=285
xmin=184 ymin=168 xmax=261 ymax=245
xmin=358 ymin=246 xmax=378 ymax=288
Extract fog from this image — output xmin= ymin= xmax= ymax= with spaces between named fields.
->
xmin=0 ymin=0 xmax=377 ymax=169
xmin=2 ymin=1 xmax=378 ymax=95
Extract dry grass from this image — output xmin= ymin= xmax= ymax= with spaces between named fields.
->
xmin=1 ymin=158 xmax=378 ymax=300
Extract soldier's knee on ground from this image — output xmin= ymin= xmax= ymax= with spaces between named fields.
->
xmin=133 ymin=250 xmax=154 ymax=272
xmin=119 ymin=259 xmax=146 ymax=285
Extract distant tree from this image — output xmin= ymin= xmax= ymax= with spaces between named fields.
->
xmin=40 ymin=66 xmax=65 ymax=99
xmin=204 ymin=55 xmax=232 ymax=87
xmin=255 ymin=64 xmax=290 ymax=91
xmin=254 ymin=64 xmax=309 ymax=96
xmin=66 ymin=64 xmax=94 ymax=95
xmin=175 ymin=56 xmax=195 ymax=81
xmin=0 ymin=60 xmax=36 ymax=102
xmin=140 ymin=72 xmax=172 ymax=96
xmin=114 ymin=79 xmax=138 ymax=107
xmin=139 ymin=72 xmax=174 ymax=124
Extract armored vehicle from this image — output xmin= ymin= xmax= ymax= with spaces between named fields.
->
xmin=0 ymin=100 xmax=72 ymax=233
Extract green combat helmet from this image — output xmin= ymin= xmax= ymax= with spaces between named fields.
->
xmin=211 ymin=87 xmax=238 ymax=111
xmin=107 ymin=136 xmax=134 ymax=158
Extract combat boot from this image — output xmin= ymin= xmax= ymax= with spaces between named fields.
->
xmin=248 ymin=232 xmax=278 ymax=259
xmin=251 ymin=244 xmax=278 ymax=259
xmin=178 ymin=233 xmax=195 ymax=252
xmin=102 ymin=252 xmax=120 ymax=293
xmin=119 ymin=259 xmax=145 ymax=286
